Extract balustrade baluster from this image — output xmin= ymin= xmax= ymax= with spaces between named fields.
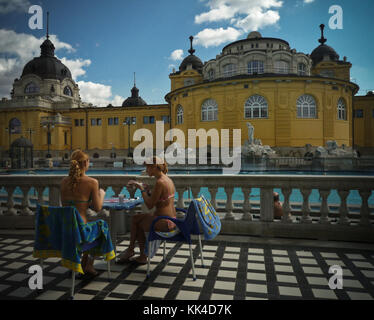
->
xmin=338 ymin=190 xmax=350 ymax=225
xmin=5 ymin=186 xmax=17 ymax=216
xmin=20 ymin=186 xmax=33 ymax=216
xmin=359 ymin=190 xmax=371 ymax=226
xmin=224 ymin=187 xmax=235 ymax=220
xmin=319 ymin=189 xmax=331 ymax=225
xmin=242 ymin=187 xmax=252 ymax=221
xmin=36 ymin=187 xmax=45 ymax=206
xmin=209 ymin=187 xmax=218 ymax=211
xmin=49 ymin=185 xmax=60 ymax=206
xmin=300 ymin=188 xmax=312 ymax=223
xmin=191 ymin=187 xmax=200 ymax=200
xmin=176 ymin=188 xmax=185 ymax=209
xmin=281 ymin=188 xmax=292 ymax=223
xmin=260 ymin=188 xmax=273 ymax=222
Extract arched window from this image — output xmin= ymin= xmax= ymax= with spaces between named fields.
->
xmin=63 ymin=86 xmax=73 ymax=96
xmin=176 ymin=105 xmax=184 ymax=125
xmin=223 ymin=63 xmax=237 ymax=77
xmin=201 ymin=99 xmax=218 ymax=121
xmin=208 ymin=69 xmax=215 ymax=81
xmin=9 ymin=118 xmax=21 ymax=134
xmin=337 ymin=98 xmax=347 ymax=120
xmin=274 ymin=61 xmax=289 ymax=74
xmin=24 ymin=82 xmax=39 ymax=94
xmin=297 ymin=95 xmax=317 ymax=118
xmin=298 ymin=63 xmax=307 ymax=76
xmin=248 ymin=61 xmax=264 ymax=75
xmin=244 ymin=95 xmax=268 ymax=119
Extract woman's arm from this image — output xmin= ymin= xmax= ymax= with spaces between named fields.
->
xmin=91 ymin=179 xmax=105 ymax=212
xmin=129 ymin=180 xmax=162 ymax=210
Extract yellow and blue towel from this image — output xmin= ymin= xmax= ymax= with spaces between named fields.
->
xmin=194 ymin=195 xmax=221 ymax=240
xmin=33 ymin=205 xmax=115 ymax=274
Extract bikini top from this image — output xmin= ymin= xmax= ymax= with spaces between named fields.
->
xmin=157 ymin=193 xmax=175 ymax=203
xmin=62 ymin=193 xmax=92 ymax=206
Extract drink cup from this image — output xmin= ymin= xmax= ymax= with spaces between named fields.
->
xmin=119 ymin=194 xmax=124 ymax=203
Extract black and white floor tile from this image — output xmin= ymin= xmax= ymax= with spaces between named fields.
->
xmin=0 ymin=235 xmax=373 ymax=300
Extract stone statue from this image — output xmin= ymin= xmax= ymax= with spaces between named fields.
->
xmin=246 ymin=122 xmax=254 ymax=145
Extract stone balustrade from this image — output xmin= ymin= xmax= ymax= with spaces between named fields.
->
xmin=0 ymin=174 xmax=373 ymax=242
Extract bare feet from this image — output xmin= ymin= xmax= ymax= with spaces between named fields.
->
xmin=117 ymin=248 xmax=135 ymax=264
xmin=132 ymin=255 xmax=147 ymax=265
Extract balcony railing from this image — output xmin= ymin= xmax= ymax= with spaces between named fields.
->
xmin=0 ymin=174 xmax=373 ymax=242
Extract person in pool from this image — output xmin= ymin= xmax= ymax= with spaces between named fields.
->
xmin=60 ymin=149 xmax=106 ymax=276
xmin=118 ymin=156 xmax=176 ymax=265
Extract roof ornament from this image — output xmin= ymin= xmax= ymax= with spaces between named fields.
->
xmin=318 ymin=24 xmax=327 ymax=45
xmin=46 ymin=11 xmax=49 ymax=39
xmin=188 ymin=36 xmax=195 ymax=55
xmin=133 ymin=72 xmax=136 ymax=87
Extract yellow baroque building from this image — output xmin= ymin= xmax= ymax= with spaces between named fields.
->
xmin=0 ymin=25 xmax=372 ymax=167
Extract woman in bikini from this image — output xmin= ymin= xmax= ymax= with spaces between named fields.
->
xmin=60 ymin=149 xmax=106 ymax=276
xmin=118 ymin=156 xmax=176 ymax=265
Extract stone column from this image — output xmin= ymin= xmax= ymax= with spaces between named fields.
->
xmin=338 ymin=190 xmax=350 ymax=225
xmin=209 ymin=187 xmax=218 ymax=211
xmin=242 ymin=187 xmax=252 ymax=221
xmin=359 ymin=190 xmax=371 ymax=226
xmin=300 ymin=188 xmax=312 ymax=223
xmin=281 ymin=188 xmax=292 ymax=223
xmin=20 ymin=186 xmax=33 ymax=216
xmin=319 ymin=189 xmax=331 ymax=225
xmin=5 ymin=186 xmax=17 ymax=216
xmin=224 ymin=187 xmax=235 ymax=220
xmin=260 ymin=188 xmax=273 ymax=222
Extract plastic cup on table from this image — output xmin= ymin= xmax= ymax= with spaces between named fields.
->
xmin=119 ymin=194 xmax=124 ymax=203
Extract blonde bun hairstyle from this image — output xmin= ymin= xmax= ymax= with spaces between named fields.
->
xmin=147 ymin=156 xmax=168 ymax=174
xmin=69 ymin=149 xmax=89 ymax=191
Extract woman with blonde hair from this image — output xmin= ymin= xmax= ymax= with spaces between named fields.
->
xmin=118 ymin=156 xmax=176 ymax=264
xmin=60 ymin=149 xmax=105 ymax=276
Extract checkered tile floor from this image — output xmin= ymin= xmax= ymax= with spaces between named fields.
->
xmin=0 ymin=234 xmax=374 ymax=300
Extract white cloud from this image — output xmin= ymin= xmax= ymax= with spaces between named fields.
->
xmin=0 ymin=0 xmax=30 ymax=14
xmin=194 ymin=27 xmax=243 ymax=48
xmin=60 ymin=57 xmax=91 ymax=81
xmin=193 ymin=0 xmax=283 ymax=47
xmin=77 ymin=81 xmax=125 ymax=108
xmin=304 ymin=0 xmax=315 ymax=3
xmin=169 ymin=49 xmax=184 ymax=61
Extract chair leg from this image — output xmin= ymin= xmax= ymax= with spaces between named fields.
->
xmin=189 ymin=243 xmax=196 ymax=281
xmin=107 ymin=260 xmax=111 ymax=281
xmin=163 ymin=241 xmax=166 ymax=261
xmin=147 ymin=255 xmax=150 ymax=279
xmin=198 ymin=234 xmax=205 ymax=267
xmin=70 ymin=271 xmax=75 ymax=300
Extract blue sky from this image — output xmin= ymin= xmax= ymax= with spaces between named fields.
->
xmin=0 ymin=0 xmax=373 ymax=106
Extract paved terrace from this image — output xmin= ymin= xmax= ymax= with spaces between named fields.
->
xmin=0 ymin=231 xmax=373 ymax=300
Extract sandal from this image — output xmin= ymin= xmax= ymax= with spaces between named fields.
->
xmin=117 ymin=248 xmax=135 ymax=264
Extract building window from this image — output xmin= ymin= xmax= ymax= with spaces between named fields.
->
xmin=201 ymin=99 xmax=218 ymax=121
xmin=320 ymin=69 xmax=335 ymax=78
xmin=274 ymin=61 xmax=289 ymax=74
xmin=143 ymin=116 xmax=155 ymax=124
xmin=298 ymin=63 xmax=307 ymax=76
xmin=80 ymin=119 xmax=84 ymax=126
xmin=162 ymin=116 xmax=170 ymax=123
xmin=184 ymin=79 xmax=195 ymax=86
xmin=24 ymin=82 xmax=39 ymax=94
xmin=176 ymin=105 xmax=184 ymax=125
xmin=244 ymin=95 xmax=268 ymax=119
xmin=297 ymin=95 xmax=317 ymax=118
xmin=355 ymin=109 xmax=364 ymax=118
xmin=9 ymin=118 xmax=21 ymax=134
xmin=108 ymin=117 xmax=118 ymax=126
xmin=97 ymin=118 xmax=102 ymax=126
xmin=108 ymin=118 xmax=113 ymax=125
xmin=74 ymin=119 xmax=79 ymax=127
xmin=223 ymin=64 xmax=237 ymax=77
xmin=64 ymin=132 xmax=67 ymax=145
xmin=91 ymin=119 xmax=96 ymax=126
xmin=337 ymin=98 xmax=347 ymax=120
xmin=63 ymin=86 xmax=73 ymax=96
xmin=143 ymin=116 xmax=149 ymax=124
xmin=208 ymin=69 xmax=215 ymax=81
xmin=248 ymin=61 xmax=264 ymax=75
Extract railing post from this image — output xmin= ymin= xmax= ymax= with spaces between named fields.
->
xmin=359 ymin=190 xmax=371 ymax=226
xmin=319 ymin=189 xmax=331 ymax=225
xmin=260 ymin=188 xmax=273 ymax=222
xmin=242 ymin=187 xmax=252 ymax=221
xmin=209 ymin=187 xmax=218 ymax=211
xmin=20 ymin=186 xmax=33 ymax=216
xmin=300 ymin=188 xmax=312 ymax=223
xmin=176 ymin=187 xmax=185 ymax=209
xmin=224 ymin=187 xmax=235 ymax=220
xmin=5 ymin=186 xmax=17 ymax=216
xmin=36 ymin=187 xmax=45 ymax=205
xmin=338 ymin=190 xmax=350 ymax=225
xmin=49 ymin=185 xmax=60 ymax=206
xmin=281 ymin=188 xmax=292 ymax=223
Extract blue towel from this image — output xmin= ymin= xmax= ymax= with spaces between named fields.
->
xmin=194 ymin=195 xmax=221 ymax=240
xmin=33 ymin=205 xmax=115 ymax=274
